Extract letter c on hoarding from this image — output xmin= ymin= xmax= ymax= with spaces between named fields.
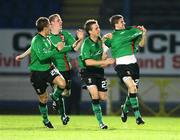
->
xmin=13 ymin=33 xmax=32 ymax=51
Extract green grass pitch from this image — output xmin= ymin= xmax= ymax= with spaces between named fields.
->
xmin=0 ymin=115 xmax=180 ymax=140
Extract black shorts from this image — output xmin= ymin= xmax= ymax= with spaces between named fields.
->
xmin=80 ymin=68 xmax=107 ymax=92
xmin=30 ymin=67 xmax=60 ymax=95
xmin=59 ymin=70 xmax=71 ymax=90
xmin=81 ymin=76 xmax=107 ymax=92
xmin=115 ymin=63 xmax=140 ymax=85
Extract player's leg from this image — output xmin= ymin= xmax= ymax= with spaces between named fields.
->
xmin=51 ymin=74 xmax=66 ymax=100
xmin=54 ymin=71 xmax=71 ymax=124
xmin=30 ymin=71 xmax=53 ymax=128
xmin=49 ymin=67 xmax=66 ymax=104
xmin=121 ymin=95 xmax=130 ymax=122
xmin=59 ymin=78 xmax=71 ymax=125
xmin=83 ymin=77 xmax=104 ymax=128
xmin=88 ymin=85 xmax=105 ymax=128
xmin=96 ymin=78 xmax=108 ymax=129
xmin=50 ymin=85 xmax=70 ymax=125
xmin=123 ymin=76 xmax=144 ymax=124
xmin=98 ymin=78 xmax=108 ymax=101
xmin=98 ymin=91 xmax=108 ymax=129
xmin=49 ymin=69 xmax=70 ymax=125
xmin=38 ymin=92 xmax=53 ymax=128
xmin=115 ymin=65 xmax=130 ymax=122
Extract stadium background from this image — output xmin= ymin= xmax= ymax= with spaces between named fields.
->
xmin=0 ymin=0 xmax=180 ymax=117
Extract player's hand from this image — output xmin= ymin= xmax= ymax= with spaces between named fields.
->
xmin=103 ymin=33 xmax=112 ymax=40
xmin=15 ymin=55 xmax=22 ymax=61
xmin=57 ymin=42 xmax=64 ymax=51
xmin=76 ymin=29 xmax=85 ymax=40
xmin=137 ymin=26 xmax=147 ymax=33
xmin=106 ymin=58 xmax=115 ymax=65
xmin=101 ymin=58 xmax=115 ymax=68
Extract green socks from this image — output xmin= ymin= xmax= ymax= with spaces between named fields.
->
xmin=129 ymin=93 xmax=142 ymax=119
xmin=51 ymin=87 xmax=66 ymax=117
xmin=51 ymin=87 xmax=64 ymax=101
xmin=57 ymin=97 xmax=66 ymax=117
xmin=123 ymin=96 xmax=130 ymax=113
xmin=39 ymin=102 xmax=49 ymax=123
xmin=92 ymin=99 xmax=103 ymax=125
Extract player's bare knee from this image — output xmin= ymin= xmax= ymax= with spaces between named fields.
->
xmin=99 ymin=94 xmax=107 ymax=101
xmin=91 ymin=93 xmax=99 ymax=99
xmin=100 ymin=96 xmax=107 ymax=101
xmin=128 ymin=84 xmax=137 ymax=93
xmin=53 ymin=76 xmax=66 ymax=89
xmin=60 ymin=80 xmax=66 ymax=89
xmin=39 ymin=96 xmax=48 ymax=103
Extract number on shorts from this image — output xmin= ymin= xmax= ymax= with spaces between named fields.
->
xmin=134 ymin=79 xmax=140 ymax=86
xmin=50 ymin=68 xmax=60 ymax=76
xmin=101 ymin=80 xmax=107 ymax=89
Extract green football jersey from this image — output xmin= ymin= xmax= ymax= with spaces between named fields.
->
xmin=29 ymin=34 xmax=57 ymax=71
xmin=78 ymin=37 xmax=103 ymax=69
xmin=48 ymin=30 xmax=75 ymax=71
xmin=104 ymin=26 xmax=142 ymax=58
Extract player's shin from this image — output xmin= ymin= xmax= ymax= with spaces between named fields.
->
xmin=129 ymin=93 xmax=142 ymax=119
xmin=51 ymin=87 xmax=64 ymax=101
xmin=123 ymin=96 xmax=130 ymax=113
xmin=91 ymin=99 xmax=103 ymax=125
xmin=38 ymin=102 xmax=49 ymax=123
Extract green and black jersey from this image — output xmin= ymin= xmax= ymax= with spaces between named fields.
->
xmin=29 ymin=34 xmax=57 ymax=71
xmin=104 ymin=26 xmax=142 ymax=58
xmin=78 ymin=36 xmax=103 ymax=69
xmin=48 ymin=30 xmax=75 ymax=71
xmin=78 ymin=36 xmax=104 ymax=77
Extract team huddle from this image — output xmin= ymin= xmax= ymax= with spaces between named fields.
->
xmin=16 ymin=14 xmax=147 ymax=129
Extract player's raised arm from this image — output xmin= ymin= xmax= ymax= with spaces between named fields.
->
xmin=73 ymin=29 xmax=85 ymax=52
xmin=138 ymin=26 xmax=147 ymax=47
xmin=15 ymin=47 xmax=31 ymax=61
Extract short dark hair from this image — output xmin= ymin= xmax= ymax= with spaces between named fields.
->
xmin=84 ymin=19 xmax=97 ymax=35
xmin=109 ymin=15 xmax=123 ymax=29
xmin=49 ymin=13 xmax=61 ymax=22
xmin=35 ymin=17 xmax=49 ymax=32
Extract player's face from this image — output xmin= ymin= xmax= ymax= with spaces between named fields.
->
xmin=89 ymin=23 xmax=100 ymax=37
xmin=51 ymin=16 xmax=63 ymax=31
xmin=44 ymin=24 xmax=51 ymax=36
xmin=116 ymin=18 xmax=125 ymax=29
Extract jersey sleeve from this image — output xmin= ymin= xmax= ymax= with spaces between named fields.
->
xmin=63 ymin=31 xmax=76 ymax=46
xmin=131 ymin=26 xmax=143 ymax=39
xmin=32 ymin=39 xmax=56 ymax=61
xmin=104 ymin=38 xmax=112 ymax=48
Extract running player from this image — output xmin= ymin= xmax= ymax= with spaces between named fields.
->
xmin=78 ymin=19 xmax=114 ymax=129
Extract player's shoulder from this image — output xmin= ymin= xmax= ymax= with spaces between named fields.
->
xmin=32 ymin=34 xmax=41 ymax=42
xmin=84 ymin=37 xmax=92 ymax=44
xmin=61 ymin=30 xmax=73 ymax=36
xmin=81 ymin=37 xmax=91 ymax=49
xmin=31 ymin=34 xmax=44 ymax=46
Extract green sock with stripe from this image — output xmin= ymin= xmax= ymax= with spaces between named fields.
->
xmin=123 ymin=96 xmax=130 ymax=113
xmin=129 ymin=93 xmax=142 ymax=119
xmin=51 ymin=87 xmax=64 ymax=101
xmin=91 ymin=99 xmax=103 ymax=125
xmin=57 ymin=96 xmax=66 ymax=117
xmin=38 ymin=102 xmax=49 ymax=123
